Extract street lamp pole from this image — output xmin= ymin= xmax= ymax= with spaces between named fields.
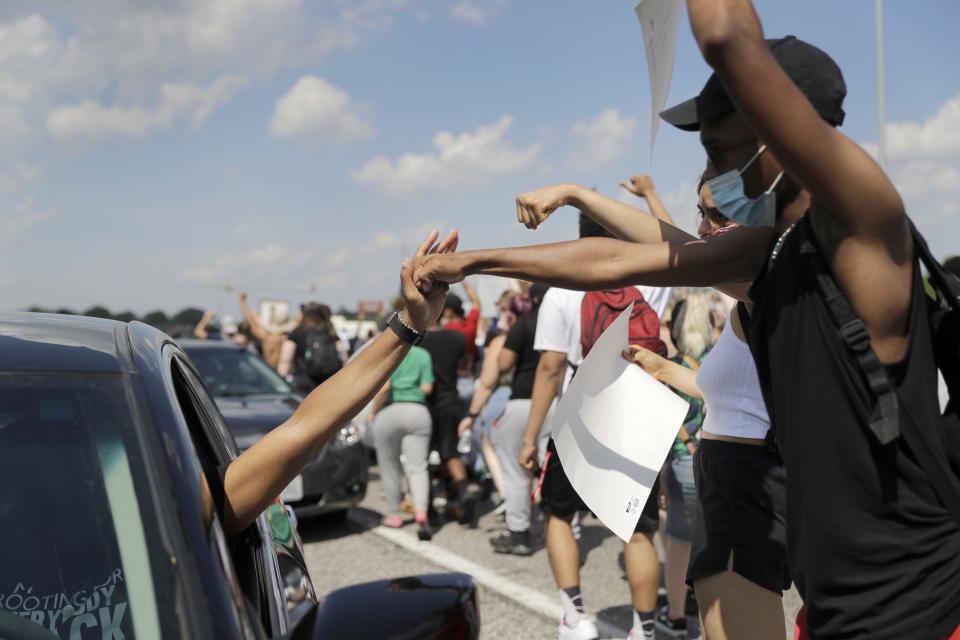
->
xmin=875 ymin=0 xmax=887 ymax=168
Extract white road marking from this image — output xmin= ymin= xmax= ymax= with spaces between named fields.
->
xmin=351 ymin=510 xmax=629 ymax=639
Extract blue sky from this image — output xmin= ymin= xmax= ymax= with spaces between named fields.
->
xmin=1 ymin=0 xmax=958 ymax=315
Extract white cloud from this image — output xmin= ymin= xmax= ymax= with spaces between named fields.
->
xmin=0 ymin=2 xmax=411 ymax=140
xmin=352 ymin=115 xmax=540 ymax=194
xmin=449 ymin=1 xmax=507 ymax=27
xmin=567 ymin=108 xmax=637 ymax=171
xmin=0 ymin=164 xmax=52 ymax=241
xmin=886 ymin=95 xmax=960 ymax=160
xmin=889 ymin=159 xmax=960 ymax=223
xmin=858 ymin=95 xmax=960 ymax=224
xmin=46 ymin=75 xmax=247 ymax=139
xmin=0 ymin=163 xmax=38 ymax=194
xmin=269 ymin=75 xmax=374 ymax=142
xmin=176 ymin=243 xmax=320 ymax=285
xmin=0 ymin=195 xmax=55 ymax=239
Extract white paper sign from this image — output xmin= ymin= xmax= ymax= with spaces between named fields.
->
xmin=550 ymin=303 xmax=689 ymax=543
xmin=635 ymin=0 xmax=683 ymax=161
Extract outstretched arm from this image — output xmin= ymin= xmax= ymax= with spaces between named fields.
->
xmin=625 ymin=346 xmax=703 ymax=400
xmin=620 ymin=174 xmax=676 ymax=226
xmin=193 ymin=310 xmax=215 ymax=339
xmin=516 ymin=183 xmax=695 ymax=244
xmin=221 ymin=230 xmax=457 ymax=537
xmin=414 ymin=227 xmax=773 ymax=298
xmin=687 ymin=0 xmax=911 ymax=357
xmin=238 ymin=293 xmax=270 ymax=341
xmin=461 ymin=280 xmax=481 ymax=310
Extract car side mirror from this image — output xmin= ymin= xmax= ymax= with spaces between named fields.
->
xmin=284 ymin=572 xmax=479 ymax=640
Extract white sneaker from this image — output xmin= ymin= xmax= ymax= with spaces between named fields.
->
xmin=627 ymin=610 xmax=656 ymax=640
xmin=558 ymin=614 xmax=599 ymax=640
xmin=557 ymin=590 xmax=598 ymax=640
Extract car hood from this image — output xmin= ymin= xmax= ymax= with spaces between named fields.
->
xmin=214 ymin=393 xmax=302 ymax=436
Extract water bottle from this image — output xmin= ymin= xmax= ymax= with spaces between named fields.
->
xmin=457 ymin=428 xmax=473 ymax=455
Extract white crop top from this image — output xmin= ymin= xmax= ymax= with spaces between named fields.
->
xmin=695 ymin=312 xmax=770 ymax=439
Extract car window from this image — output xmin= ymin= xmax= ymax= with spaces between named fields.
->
xmin=186 ymin=349 xmax=292 ymax=397
xmin=170 ymin=359 xmax=281 ymax=637
xmin=0 ymin=374 xmax=162 ymax=640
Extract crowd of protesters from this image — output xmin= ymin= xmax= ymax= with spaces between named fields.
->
xmin=181 ymin=0 xmax=960 ymax=638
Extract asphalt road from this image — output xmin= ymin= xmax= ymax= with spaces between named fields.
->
xmin=299 ymin=467 xmax=802 ymax=640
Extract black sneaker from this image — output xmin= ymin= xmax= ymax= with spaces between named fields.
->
xmin=489 ymin=530 xmax=534 ymax=556
xmin=457 ymin=485 xmax=480 ymax=529
xmin=654 ymin=606 xmax=688 ymax=638
xmin=417 ymin=521 xmax=433 ymax=541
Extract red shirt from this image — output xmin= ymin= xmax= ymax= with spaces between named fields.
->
xmin=444 ymin=307 xmax=480 ymax=357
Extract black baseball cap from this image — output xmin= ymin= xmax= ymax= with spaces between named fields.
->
xmin=660 ymin=36 xmax=846 ymax=132
xmin=444 ymin=293 xmax=465 ymax=317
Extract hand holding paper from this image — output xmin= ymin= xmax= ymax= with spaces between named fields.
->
xmin=549 ymin=303 xmax=689 ymax=543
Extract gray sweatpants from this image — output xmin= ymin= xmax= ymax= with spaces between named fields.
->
xmin=491 ymin=398 xmax=534 ymax=532
xmin=373 ymin=402 xmax=432 ymax=515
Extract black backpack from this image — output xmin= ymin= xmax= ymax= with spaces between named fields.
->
xmin=798 ymin=215 xmax=960 ymax=523
xmin=299 ymin=329 xmax=342 ymax=383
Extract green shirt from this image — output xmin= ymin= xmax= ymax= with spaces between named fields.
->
xmin=670 ymin=351 xmax=708 ymax=459
xmin=389 ymin=346 xmax=434 ymax=404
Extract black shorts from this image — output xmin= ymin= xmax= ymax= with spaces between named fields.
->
xmin=430 ymin=395 xmax=464 ymax=462
xmin=540 ymin=439 xmax=659 ymax=534
xmin=687 ymin=439 xmax=790 ymax=595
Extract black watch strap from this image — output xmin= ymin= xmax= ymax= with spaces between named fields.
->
xmin=387 ymin=312 xmax=424 ymax=346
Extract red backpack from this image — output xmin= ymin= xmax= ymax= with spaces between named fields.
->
xmin=580 ymin=288 xmax=666 ymax=359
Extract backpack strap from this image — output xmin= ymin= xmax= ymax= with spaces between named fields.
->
xmin=797 ymin=217 xmax=899 ymax=446
xmin=736 ymin=301 xmax=750 ymax=335
xmin=799 ymin=215 xmax=960 ymax=525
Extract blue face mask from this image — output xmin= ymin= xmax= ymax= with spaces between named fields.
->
xmin=704 ymin=145 xmax=784 ymax=227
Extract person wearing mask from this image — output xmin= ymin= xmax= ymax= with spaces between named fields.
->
xmin=413 ymin=168 xmax=791 ymax=640
xmin=368 ymin=345 xmax=435 ymax=541
xmin=414 ymin=4 xmax=960 ymax=635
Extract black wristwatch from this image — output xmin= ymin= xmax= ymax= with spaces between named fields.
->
xmin=386 ymin=312 xmax=424 ymax=346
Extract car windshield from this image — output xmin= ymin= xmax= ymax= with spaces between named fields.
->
xmin=0 ymin=374 xmax=163 ymax=640
xmin=186 ymin=348 xmax=293 ymax=397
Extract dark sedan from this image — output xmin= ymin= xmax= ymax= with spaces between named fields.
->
xmin=0 ymin=313 xmax=480 ymax=640
xmin=179 ymin=340 xmax=367 ymax=519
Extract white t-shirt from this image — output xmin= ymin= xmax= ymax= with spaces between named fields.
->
xmin=534 ymin=285 xmax=670 ymax=394
xmin=637 ymin=286 xmax=673 ymax=322
xmin=533 ymin=288 xmax=585 ymax=394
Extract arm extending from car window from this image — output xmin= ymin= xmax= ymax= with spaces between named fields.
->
xmin=219 ymin=229 xmax=458 ymax=537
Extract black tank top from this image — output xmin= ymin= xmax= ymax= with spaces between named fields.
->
xmin=748 ymin=215 xmax=960 ymax=639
